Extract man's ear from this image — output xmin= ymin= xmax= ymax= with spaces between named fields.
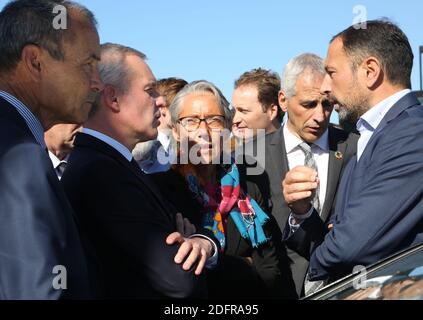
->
xmin=362 ymin=56 xmax=382 ymax=89
xmin=267 ymin=103 xmax=279 ymax=121
xmin=278 ymin=90 xmax=289 ymax=113
xmin=21 ymin=44 xmax=43 ymax=81
xmin=172 ymin=124 xmax=180 ymax=143
xmin=103 ymin=85 xmax=120 ymax=112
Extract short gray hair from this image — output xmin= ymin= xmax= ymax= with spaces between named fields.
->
xmin=281 ymin=53 xmax=325 ymax=99
xmin=89 ymin=43 xmax=146 ymax=117
xmin=98 ymin=43 xmax=146 ymax=93
xmin=169 ymin=80 xmax=233 ymax=129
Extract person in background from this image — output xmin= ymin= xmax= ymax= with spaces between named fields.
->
xmin=231 ymin=68 xmax=283 ymax=142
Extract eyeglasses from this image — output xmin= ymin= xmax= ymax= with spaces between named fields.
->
xmin=178 ymin=115 xmax=225 ymax=132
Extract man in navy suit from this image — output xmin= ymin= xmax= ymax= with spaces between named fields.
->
xmin=0 ymin=0 xmax=103 ymax=299
xmin=282 ymin=20 xmax=423 ymax=285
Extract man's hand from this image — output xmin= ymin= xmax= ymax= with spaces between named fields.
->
xmin=175 ymin=212 xmax=196 ymax=237
xmin=282 ymin=166 xmax=319 ymax=215
xmin=166 ymin=232 xmax=213 ymax=276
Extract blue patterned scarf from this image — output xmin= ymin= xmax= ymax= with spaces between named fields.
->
xmin=181 ymin=163 xmax=269 ymax=251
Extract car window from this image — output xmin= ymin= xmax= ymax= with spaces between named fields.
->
xmin=312 ymin=245 xmax=423 ymax=300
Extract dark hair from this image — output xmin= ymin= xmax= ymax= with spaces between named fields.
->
xmin=332 ymin=19 xmax=413 ymax=89
xmin=156 ymin=77 xmax=188 ymax=108
xmin=0 ymin=0 xmax=97 ymax=73
xmin=234 ymin=68 xmax=283 ymax=121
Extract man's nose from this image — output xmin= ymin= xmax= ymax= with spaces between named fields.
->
xmin=232 ymin=110 xmax=241 ymax=125
xmin=155 ymin=95 xmax=166 ymax=108
xmin=90 ymin=68 xmax=104 ymax=93
xmin=320 ymin=73 xmax=332 ymax=96
xmin=313 ymin=104 xmax=326 ymax=123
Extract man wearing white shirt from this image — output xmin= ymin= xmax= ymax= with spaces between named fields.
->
xmin=261 ymin=53 xmax=358 ymax=297
xmin=61 ymin=43 xmax=218 ymax=299
xmin=283 ymin=20 xmax=423 ymax=287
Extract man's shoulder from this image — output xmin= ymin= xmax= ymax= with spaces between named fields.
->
xmin=328 ymin=124 xmax=359 ymax=145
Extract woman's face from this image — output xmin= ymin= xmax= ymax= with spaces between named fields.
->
xmin=173 ymin=92 xmax=226 ymax=164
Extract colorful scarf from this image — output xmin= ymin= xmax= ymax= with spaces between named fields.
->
xmin=178 ymin=163 xmax=270 ymax=251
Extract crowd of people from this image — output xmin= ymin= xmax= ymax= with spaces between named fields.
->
xmin=0 ymin=0 xmax=423 ymax=300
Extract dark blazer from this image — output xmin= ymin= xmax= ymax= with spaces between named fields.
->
xmin=152 ymin=167 xmax=297 ymax=299
xmin=246 ymin=124 xmax=358 ymax=296
xmin=289 ymin=93 xmax=423 ymax=282
xmin=61 ymin=132 xmax=208 ymax=299
xmin=0 ymin=97 xmax=91 ymax=299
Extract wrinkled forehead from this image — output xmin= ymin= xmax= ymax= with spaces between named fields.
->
xmin=294 ymin=71 xmax=325 ymax=99
xmin=62 ymin=9 xmax=100 ymax=57
xmin=179 ymin=92 xmax=221 ymax=116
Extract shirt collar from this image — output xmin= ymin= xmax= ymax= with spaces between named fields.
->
xmin=48 ymin=151 xmax=69 ymax=169
xmin=48 ymin=151 xmax=62 ymax=169
xmin=283 ymin=123 xmax=329 ymax=153
xmin=357 ymin=89 xmax=411 ymax=134
xmin=157 ymin=130 xmax=171 ymax=152
xmin=83 ymin=128 xmax=133 ymax=162
xmin=0 ymin=90 xmax=46 ymax=149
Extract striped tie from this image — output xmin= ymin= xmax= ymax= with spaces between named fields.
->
xmin=298 ymin=142 xmax=326 ymax=296
xmin=298 ymin=142 xmax=321 ymax=214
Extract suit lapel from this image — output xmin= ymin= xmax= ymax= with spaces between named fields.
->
xmin=0 ymin=98 xmax=84 ymax=227
xmin=267 ymin=127 xmax=289 ymax=187
xmin=359 ymin=92 xmax=420 ymax=163
xmin=321 ymin=126 xmax=348 ymax=221
xmin=75 ymin=133 xmax=175 ymax=221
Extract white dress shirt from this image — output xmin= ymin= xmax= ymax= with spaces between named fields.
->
xmin=356 ymin=89 xmax=411 ymax=161
xmin=138 ymin=130 xmax=175 ymax=174
xmin=83 ymin=128 xmax=133 ymax=161
xmin=283 ymin=124 xmax=330 ymax=209
xmin=48 ymin=151 xmax=69 ymax=180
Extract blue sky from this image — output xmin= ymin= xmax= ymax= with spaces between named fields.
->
xmin=1 ymin=0 xmax=422 ymax=123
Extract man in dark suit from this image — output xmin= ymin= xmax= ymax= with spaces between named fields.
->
xmin=256 ymin=54 xmax=357 ymax=297
xmin=283 ymin=20 xmax=423 ymax=285
xmin=0 ymin=0 xmax=103 ymax=299
xmin=62 ymin=43 xmax=218 ymax=299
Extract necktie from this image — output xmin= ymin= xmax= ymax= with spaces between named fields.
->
xmin=298 ymin=142 xmax=321 ymax=214
xmin=298 ymin=142 xmax=325 ymax=296
xmin=56 ymin=161 xmax=67 ymax=180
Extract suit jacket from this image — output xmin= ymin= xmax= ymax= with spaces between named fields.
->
xmin=246 ymin=124 xmax=358 ymax=296
xmin=289 ymin=93 xmax=423 ymax=281
xmin=0 ymin=98 xmax=91 ymax=299
xmin=61 ymin=133 xmax=208 ymax=299
xmin=152 ymin=167 xmax=297 ymax=299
